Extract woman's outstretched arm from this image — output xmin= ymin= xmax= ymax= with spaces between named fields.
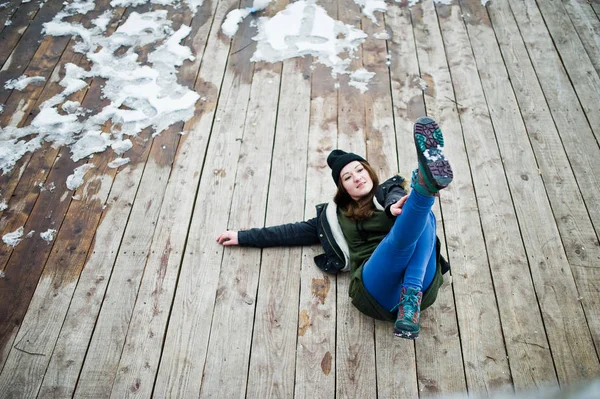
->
xmin=216 ymin=218 xmax=320 ymax=248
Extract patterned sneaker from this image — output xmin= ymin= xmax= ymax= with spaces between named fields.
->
xmin=393 ymin=286 xmax=423 ymax=339
xmin=411 ymin=116 xmax=453 ymax=196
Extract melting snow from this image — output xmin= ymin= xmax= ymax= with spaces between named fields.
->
xmin=353 ymin=0 xmax=386 ymax=23
xmin=4 ymin=75 xmax=46 ymax=91
xmin=108 ymin=157 xmax=130 ymax=168
xmin=251 ymin=0 xmax=368 ymax=79
xmin=0 ymin=0 xmax=200 ymax=184
xmin=221 ymin=8 xmax=251 ymax=37
xmin=2 ymin=227 xmax=24 ymax=247
xmin=349 ymin=68 xmax=375 ymax=93
xmin=0 ymin=201 xmax=7 ymax=211
xmin=66 ymin=163 xmax=95 ymax=190
xmin=40 ymin=229 xmax=57 ymax=243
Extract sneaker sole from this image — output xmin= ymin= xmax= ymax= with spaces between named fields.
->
xmin=414 ymin=117 xmax=453 ymax=189
xmin=393 ymin=329 xmax=419 ymax=340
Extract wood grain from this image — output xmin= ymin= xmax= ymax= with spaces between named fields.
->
xmin=562 ymin=0 xmax=600 ymax=76
xmin=485 ymin=0 xmax=600 ymax=362
xmin=294 ymin=58 xmax=337 ymax=398
xmin=442 ymin=0 xmax=558 ymax=390
xmin=412 ymin=0 xmax=511 ymax=394
xmin=387 ymin=2 xmax=466 ymax=396
xmin=533 ymin=0 xmax=600 ymax=144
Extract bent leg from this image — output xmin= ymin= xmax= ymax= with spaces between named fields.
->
xmin=362 ymin=211 xmax=437 ymax=311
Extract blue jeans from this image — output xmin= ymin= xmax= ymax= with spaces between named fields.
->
xmin=362 ymin=190 xmax=438 ymax=311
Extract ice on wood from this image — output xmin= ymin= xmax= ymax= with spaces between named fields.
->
xmin=2 ymin=227 xmax=24 ymax=247
xmin=251 ymin=0 xmax=368 ymax=78
xmin=40 ymin=229 xmax=58 ymax=243
xmin=4 ymin=75 xmax=46 ymax=91
xmin=66 ymin=164 xmax=95 ymax=190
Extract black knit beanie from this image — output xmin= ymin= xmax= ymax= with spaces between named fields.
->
xmin=327 ymin=149 xmax=367 ymax=184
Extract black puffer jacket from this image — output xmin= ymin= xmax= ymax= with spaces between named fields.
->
xmin=238 ymin=175 xmax=409 ymax=274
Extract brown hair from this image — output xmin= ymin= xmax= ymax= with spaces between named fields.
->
xmin=333 ymin=161 xmax=380 ymax=220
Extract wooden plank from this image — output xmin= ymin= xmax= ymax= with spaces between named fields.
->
xmin=0 ymin=128 xmax=155 ymax=399
xmin=38 ymin=2 xmax=218 ymax=396
xmin=0 ymin=0 xmax=21 ymax=31
xmin=294 ymin=59 xmax=337 ymax=398
xmin=108 ymin=3 xmax=266 ymax=399
xmin=532 ymin=0 xmax=600 ymax=145
xmin=440 ymin=0 xmax=558 ymax=391
xmin=386 ymin=3 xmax=466 ymax=397
xmin=484 ymin=0 xmax=600 ymax=363
xmin=0 ymin=0 xmax=67 ymax=105
xmin=502 ymin=0 xmax=600 ymax=240
xmin=0 ymin=0 xmax=125 ymax=268
xmin=411 ymin=0 xmax=511 ymax=394
xmin=246 ymin=55 xmax=310 ymax=399
xmin=360 ymin=7 xmax=425 ymax=398
xmin=563 ymin=0 xmax=600 ymax=76
xmin=69 ymin=7 xmax=203 ymax=399
xmin=489 ymin=0 xmax=600 ymax=382
xmin=37 ymin=135 xmax=149 ymax=399
xmin=151 ymin=1 xmax=244 ymax=397
xmin=153 ymin=4 xmax=278 ymax=399
xmin=0 ymin=0 xmax=45 ymax=68
xmin=0 ymin=69 xmax=111 ymax=370
xmin=335 ymin=0 xmax=377 ymax=397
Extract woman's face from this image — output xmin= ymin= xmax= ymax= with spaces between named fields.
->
xmin=340 ymin=161 xmax=373 ymax=201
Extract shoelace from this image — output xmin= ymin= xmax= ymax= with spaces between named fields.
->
xmin=399 ymin=293 xmax=419 ymax=321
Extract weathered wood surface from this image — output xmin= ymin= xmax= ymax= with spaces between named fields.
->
xmin=387 ymin=3 xmax=466 ymax=397
xmin=486 ymin=0 xmax=600 ymax=365
xmin=294 ymin=60 xmax=337 ymax=398
xmin=335 ymin=0 xmax=378 ymax=397
xmin=562 ymin=0 xmax=600 ymax=76
xmin=533 ymin=0 xmax=600 ymax=144
xmin=413 ymin=0 xmax=512 ymax=395
xmin=442 ymin=0 xmax=556 ymax=391
xmin=247 ymin=55 xmax=310 ymax=398
xmin=1 ymin=0 xmax=600 ymax=397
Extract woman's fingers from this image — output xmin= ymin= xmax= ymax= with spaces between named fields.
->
xmin=216 ymin=231 xmax=238 ymax=246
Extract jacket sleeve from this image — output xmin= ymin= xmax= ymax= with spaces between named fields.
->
xmin=237 ymin=217 xmax=320 ymax=248
xmin=377 ymin=175 xmax=409 ymax=217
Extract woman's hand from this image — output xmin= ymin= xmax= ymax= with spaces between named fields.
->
xmin=389 ymin=195 xmax=408 ymax=217
xmin=216 ymin=231 xmax=239 ymax=246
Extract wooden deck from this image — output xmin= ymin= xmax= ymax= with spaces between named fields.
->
xmin=1 ymin=0 xmax=600 ymax=397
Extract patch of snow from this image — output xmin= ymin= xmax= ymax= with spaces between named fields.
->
xmin=222 ymin=8 xmax=251 ymax=37
xmin=0 ymin=270 xmax=5 ymax=279
xmin=26 ymin=230 xmax=35 ymax=238
xmin=349 ymin=68 xmax=375 ymax=93
xmin=4 ymin=75 xmax=46 ymax=91
xmin=61 ymin=100 xmax=82 ymax=114
xmin=0 ymin=104 xmax=3 ymax=114
xmin=66 ymin=163 xmax=94 ymax=190
xmin=70 ymin=131 xmax=112 ymax=161
xmin=4 ymin=19 xmax=12 ymax=26
xmin=3 ymin=227 xmax=24 ymax=247
xmin=251 ymin=0 xmax=270 ymax=12
xmin=0 ymin=2 xmax=10 ymax=9
xmin=373 ymin=31 xmax=389 ymax=40
xmin=0 ymin=6 xmax=200 ymax=177
xmin=251 ymin=0 xmax=368 ymax=80
xmin=92 ymin=10 xmax=113 ymax=32
xmin=433 ymin=0 xmax=452 ymax=5
xmin=0 ymin=201 xmax=7 ymax=211
xmin=111 ymin=139 xmax=133 ymax=154
xmin=481 ymin=0 xmax=490 ymax=5
xmin=40 ymin=229 xmax=57 ymax=243
xmin=353 ymin=0 xmax=386 ymax=23
xmin=108 ymin=157 xmax=130 ymax=168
